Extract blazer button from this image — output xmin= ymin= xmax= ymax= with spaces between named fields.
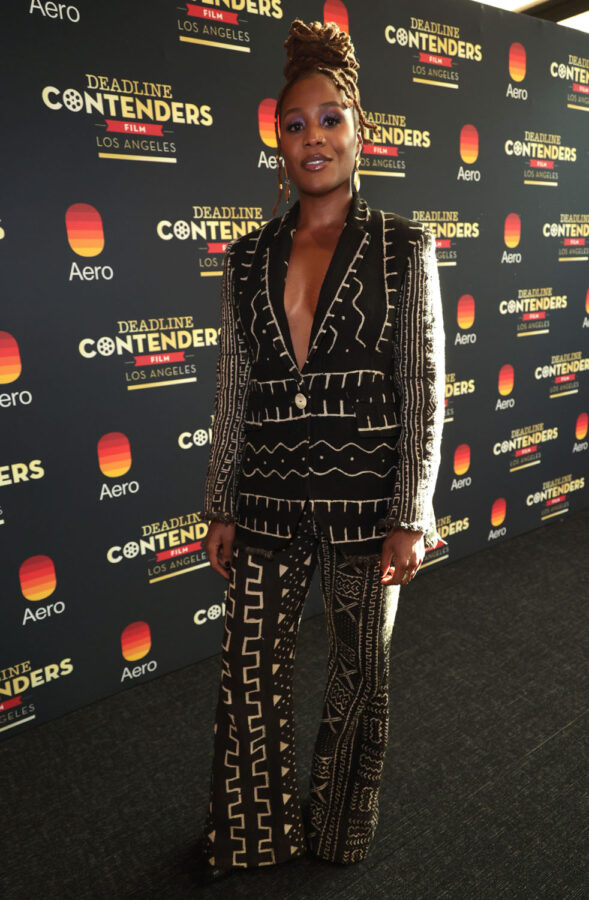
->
xmin=294 ymin=392 xmax=307 ymax=409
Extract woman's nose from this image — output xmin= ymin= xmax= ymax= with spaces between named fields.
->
xmin=304 ymin=126 xmax=325 ymax=145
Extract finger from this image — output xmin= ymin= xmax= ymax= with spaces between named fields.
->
xmin=220 ymin=537 xmax=233 ymax=573
xmin=401 ymin=558 xmax=415 ymax=585
xmin=207 ymin=537 xmax=230 ymax=580
xmin=389 ymin=562 xmax=408 ymax=586
xmin=381 ymin=565 xmax=395 ymax=584
xmin=211 ymin=554 xmax=230 ymax=579
xmin=380 ymin=546 xmax=394 ymax=581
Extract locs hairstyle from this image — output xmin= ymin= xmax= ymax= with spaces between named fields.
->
xmin=272 ymin=18 xmax=369 ymax=216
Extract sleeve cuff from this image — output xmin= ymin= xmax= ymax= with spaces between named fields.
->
xmin=203 ymin=510 xmax=237 ymax=525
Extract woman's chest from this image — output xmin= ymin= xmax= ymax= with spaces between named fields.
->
xmin=283 ymin=228 xmax=343 ymax=322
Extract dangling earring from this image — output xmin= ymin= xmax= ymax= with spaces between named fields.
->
xmin=272 ymin=153 xmax=290 ymax=217
xmin=353 ymin=140 xmax=362 ymax=192
xmin=282 ymin=157 xmax=291 ymax=204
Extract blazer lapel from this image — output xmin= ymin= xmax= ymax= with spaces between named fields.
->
xmin=266 ymin=190 xmax=372 ymax=377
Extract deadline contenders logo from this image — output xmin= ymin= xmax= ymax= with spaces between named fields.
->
xmin=498 ymin=285 xmax=567 ymax=338
xmin=444 ymin=371 xmax=476 ymax=422
xmin=411 ymin=210 xmax=479 ymax=265
xmin=422 ymin=512 xmax=469 ymax=568
xmin=106 ymin=511 xmax=209 ymax=584
xmin=78 ymin=316 xmax=218 ymax=390
xmin=157 ymin=204 xmax=266 ymax=276
xmin=384 ymin=14 xmax=482 ymax=89
xmin=504 ymin=128 xmax=577 ymax=187
xmin=493 ymin=421 xmax=558 ymax=472
xmin=178 ymin=416 xmax=215 ymax=452
xmin=549 ymin=51 xmax=589 ymax=112
xmin=357 ymin=109 xmax=431 ymax=180
xmin=526 ymin=473 xmax=585 ymax=522
xmin=542 ymin=213 xmax=589 ymax=262
xmin=534 ymin=351 xmax=589 ymax=399
xmin=177 ymin=0 xmax=284 ymax=54
xmin=42 ymin=73 xmax=212 ymax=164
xmin=0 ymin=659 xmax=74 ymax=735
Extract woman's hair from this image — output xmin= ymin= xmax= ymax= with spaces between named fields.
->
xmin=273 ymin=18 xmax=368 ymax=167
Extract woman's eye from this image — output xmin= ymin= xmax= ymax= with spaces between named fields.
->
xmin=323 ymin=114 xmax=341 ymax=127
xmin=285 ymin=120 xmax=303 ymax=132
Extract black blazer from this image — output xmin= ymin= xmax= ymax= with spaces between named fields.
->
xmin=203 ymin=190 xmax=445 ymax=556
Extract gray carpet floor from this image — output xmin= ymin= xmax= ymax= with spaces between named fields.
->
xmin=1 ymin=508 xmax=587 ymax=899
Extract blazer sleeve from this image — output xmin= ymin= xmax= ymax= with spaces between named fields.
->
xmin=202 ymin=240 xmax=252 ymax=524
xmin=378 ymin=226 xmax=446 ymax=549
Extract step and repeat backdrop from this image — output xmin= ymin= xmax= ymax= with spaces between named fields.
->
xmin=1 ymin=0 xmax=588 ymax=741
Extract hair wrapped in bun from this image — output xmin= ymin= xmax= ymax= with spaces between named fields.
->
xmin=272 ymin=18 xmax=368 ymax=215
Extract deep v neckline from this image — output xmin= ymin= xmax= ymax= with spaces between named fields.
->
xmin=280 ymin=204 xmax=350 ymax=375
xmin=264 ymin=189 xmax=369 ymax=380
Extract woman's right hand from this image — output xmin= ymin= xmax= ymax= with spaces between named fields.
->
xmin=204 ymin=520 xmax=236 ymax=579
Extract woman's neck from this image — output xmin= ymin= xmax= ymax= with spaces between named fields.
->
xmin=295 ymin=183 xmax=353 ymax=232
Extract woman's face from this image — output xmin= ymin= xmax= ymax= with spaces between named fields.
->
xmin=278 ymin=72 xmax=360 ymax=198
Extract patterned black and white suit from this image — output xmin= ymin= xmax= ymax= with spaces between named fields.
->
xmin=199 ymin=189 xmax=446 ymax=868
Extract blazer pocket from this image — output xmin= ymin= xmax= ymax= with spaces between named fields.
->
xmin=354 ymin=399 xmax=400 ymax=436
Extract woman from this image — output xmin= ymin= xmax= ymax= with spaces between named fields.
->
xmin=197 ymin=18 xmax=445 ymax=884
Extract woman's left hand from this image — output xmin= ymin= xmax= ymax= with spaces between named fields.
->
xmin=380 ymin=528 xmax=425 ymax=586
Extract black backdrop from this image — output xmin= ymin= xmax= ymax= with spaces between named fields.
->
xmin=1 ymin=0 xmax=588 ymax=742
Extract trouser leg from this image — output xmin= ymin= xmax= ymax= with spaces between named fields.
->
xmin=307 ymin=536 xmax=400 ymax=864
xmin=200 ymin=503 xmax=319 ymax=869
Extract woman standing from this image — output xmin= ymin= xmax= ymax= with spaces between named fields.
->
xmin=197 ymin=18 xmax=445 ymax=884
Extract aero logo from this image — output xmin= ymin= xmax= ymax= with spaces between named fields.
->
xmin=121 ymin=621 xmax=151 ymax=661
xmin=324 ymin=0 xmax=348 ymax=33
xmin=19 ymin=555 xmax=56 ymax=602
xmin=454 ymin=443 xmax=470 ymax=475
xmin=498 ymin=363 xmax=515 ymax=396
xmin=508 ymin=42 xmax=526 ymax=82
xmin=457 ymin=294 xmax=475 ymax=329
xmin=65 ymin=203 xmax=104 ymax=257
xmin=491 ymin=497 xmax=507 ymax=527
xmin=459 ymin=124 xmax=479 ymax=165
xmin=576 ymin=412 xmax=588 ymax=440
xmin=504 ymin=213 xmax=521 ymax=248
xmin=97 ymin=432 xmax=132 ymax=477
xmin=585 ymin=287 xmax=589 ymax=315
xmin=258 ymin=98 xmax=277 ymax=147
xmin=0 ymin=331 xmax=22 ymax=383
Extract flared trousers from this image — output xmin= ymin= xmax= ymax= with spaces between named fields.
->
xmin=199 ymin=499 xmax=401 ymax=868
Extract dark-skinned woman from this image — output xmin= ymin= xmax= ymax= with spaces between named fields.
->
xmin=197 ymin=17 xmax=445 ymax=884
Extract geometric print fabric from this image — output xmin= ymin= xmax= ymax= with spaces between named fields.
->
xmin=200 ymin=499 xmax=400 ymax=868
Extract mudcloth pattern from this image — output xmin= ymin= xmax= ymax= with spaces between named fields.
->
xmin=200 ymin=500 xmax=400 ymax=868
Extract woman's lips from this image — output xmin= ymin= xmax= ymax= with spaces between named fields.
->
xmin=302 ymin=158 xmax=330 ymax=171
